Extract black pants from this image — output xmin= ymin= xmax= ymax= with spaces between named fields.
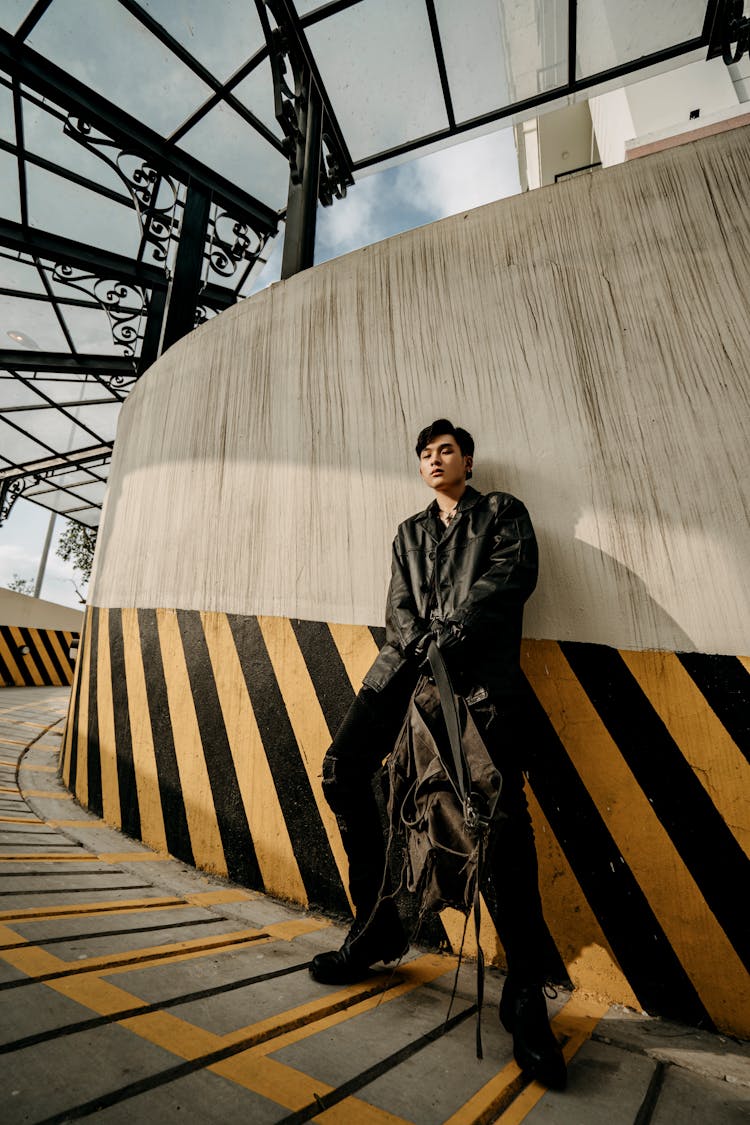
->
xmin=322 ymin=671 xmax=556 ymax=983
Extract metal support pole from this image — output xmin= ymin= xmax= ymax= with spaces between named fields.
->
xmin=160 ymin=180 xmax=211 ymax=352
xmin=281 ymin=79 xmax=322 ymax=279
xmin=138 ymin=286 xmax=167 ymax=374
xmin=34 ymin=510 xmax=56 ymax=598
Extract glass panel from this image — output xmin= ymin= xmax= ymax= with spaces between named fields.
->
xmin=0 ymin=253 xmax=46 ymax=295
xmin=26 ymin=165 xmax=140 ymax=257
xmin=179 ymin=102 xmax=289 ymax=210
xmin=0 ymin=292 xmax=69 ymax=351
xmin=6 ymin=407 xmax=95 ymax=451
xmin=233 ymin=58 xmax=284 ymax=139
xmin=0 ymin=378 xmax=42 ymax=408
xmin=577 ymin=0 xmax=706 ymax=79
xmin=68 ymin=402 xmax=120 ymax=443
xmin=0 ymin=418 xmax=50 ymax=463
xmin=21 ymin=90 xmax=130 ymax=197
xmin=0 ymin=0 xmax=36 ymax=35
xmin=0 ymin=80 xmax=15 ymax=142
xmin=59 ymin=304 xmax=140 ymax=357
xmin=436 ymin=0 xmax=567 ymax=123
xmin=31 ymin=377 xmax=120 ymax=403
xmin=27 ymin=0 xmax=212 ymax=137
xmin=306 ymin=0 xmax=449 ymax=161
xmin=137 ymin=0 xmax=265 ymax=83
xmin=0 ymin=148 xmax=20 ymax=223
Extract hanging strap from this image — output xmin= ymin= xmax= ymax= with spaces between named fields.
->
xmin=426 ymin=639 xmax=488 ymax=1059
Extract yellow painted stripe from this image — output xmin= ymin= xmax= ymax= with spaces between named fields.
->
xmin=525 ymin=785 xmax=639 ymax=1009
xmin=257 ymin=615 xmax=352 ymax=908
xmin=0 ymin=854 xmax=104 ymax=862
xmin=0 ymin=816 xmax=43 ymax=824
xmin=47 ymin=628 xmax=74 ymax=681
xmin=74 ymin=609 xmax=93 ymax=806
xmin=96 ymin=609 xmax=122 ymax=828
xmin=9 ymin=626 xmax=44 ymax=686
xmin=738 ymin=655 xmax=750 ymax=675
xmin=0 ymin=631 xmax=23 ymax=686
xmin=20 ymin=763 xmax=58 ymax=774
xmin=120 ymin=608 xmax=168 ymax=853
xmin=46 ymin=819 xmax=100 ymax=827
xmin=201 ymin=611 xmax=307 ymax=904
xmin=620 ymin=650 xmax=750 ymax=861
xmin=156 ymin=609 xmax=227 ymax=876
xmin=27 ymin=628 xmax=62 ymax=686
xmin=60 ymin=614 xmax=85 ymax=784
xmin=0 ymin=896 xmax=187 ymax=921
xmin=20 ymin=789 xmax=73 ymax=799
xmin=327 ymin=622 xmax=380 ymax=693
xmin=525 ymin=641 xmax=750 ymax=1036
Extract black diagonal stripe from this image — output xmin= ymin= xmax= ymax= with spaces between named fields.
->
xmin=85 ymin=608 xmax=103 ymax=816
xmin=520 ymin=676 xmax=712 ymax=1028
xmin=0 ymin=626 xmax=34 ymax=685
xmin=227 ymin=614 xmax=349 ymax=915
xmin=54 ymin=628 xmax=77 ymax=682
xmin=369 ymin=625 xmax=386 ymax=648
xmin=137 ymin=609 xmax=193 ymax=865
xmin=108 ymin=610 xmax=141 ymax=841
xmin=36 ymin=628 xmax=70 ymax=686
xmin=13 ymin=625 xmax=49 ymax=684
xmin=289 ymin=619 xmax=357 ymax=734
xmin=677 ymin=652 xmax=750 ymax=766
xmin=64 ymin=616 xmax=88 ymax=793
xmin=0 ymin=633 xmax=17 ymax=686
xmin=561 ymin=642 xmax=750 ymax=974
xmin=175 ymin=610 xmax=262 ymax=888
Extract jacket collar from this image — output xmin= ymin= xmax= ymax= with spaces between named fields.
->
xmin=414 ymin=485 xmax=483 ymax=538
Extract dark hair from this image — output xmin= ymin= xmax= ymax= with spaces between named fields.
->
xmin=415 ymin=419 xmax=474 ymax=479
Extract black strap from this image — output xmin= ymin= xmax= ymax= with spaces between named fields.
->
xmin=426 ymin=640 xmax=472 ymax=804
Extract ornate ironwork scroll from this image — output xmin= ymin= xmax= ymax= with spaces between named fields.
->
xmin=63 ymin=116 xmax=180 ymax=264
xmin=51 ymin=263 xmax=145 ymax=369
xmin=710 ymin=0 xmax=750 ymax=64
xmin=0 ymin=477 xmax=25 ymax=526
xmin=259 ymin=0 xmax=353 ymax=207
xmin=205 ymin=207 xmax=272 ymax=280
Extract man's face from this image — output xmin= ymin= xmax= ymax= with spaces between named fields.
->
xmin=418 ymin=434 xmax=473 ymax=491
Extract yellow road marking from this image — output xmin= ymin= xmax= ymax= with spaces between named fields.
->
xmin=0 ymin=896 xmax=187 ymax=921
xmin=19 ymin=789 xmax=73 ymax=798
xmin=0 ymin=817 xmax=43 ymax=824
xmin=19 ymin=764 xmax=58 ymax=774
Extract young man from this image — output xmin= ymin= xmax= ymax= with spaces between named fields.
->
xmin=310 ymin=419 xmax=566 ymax=1089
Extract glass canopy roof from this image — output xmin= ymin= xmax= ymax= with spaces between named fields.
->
xmin=0 ymin=0 xmax=721 ymax=528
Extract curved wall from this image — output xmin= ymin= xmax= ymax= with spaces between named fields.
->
xmin=65 ymin=127 xmax=750 ymax=1036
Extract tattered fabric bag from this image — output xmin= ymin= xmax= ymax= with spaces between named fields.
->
xmin=386 ymin=641 xmax=504 ymax=1056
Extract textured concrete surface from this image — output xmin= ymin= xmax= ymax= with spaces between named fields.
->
xmin=1 ymin=686 xmax=748 ymax=1124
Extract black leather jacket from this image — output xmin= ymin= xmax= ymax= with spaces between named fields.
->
xmin=363 ymin=486 xmax=538 ymax=699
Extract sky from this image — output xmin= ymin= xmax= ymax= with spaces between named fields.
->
xmin=0 ymin=126 xmax=521 ymax=609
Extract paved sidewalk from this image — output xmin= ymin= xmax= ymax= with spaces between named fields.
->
xmin=1 ymin=686 xmax=748 ymax=1124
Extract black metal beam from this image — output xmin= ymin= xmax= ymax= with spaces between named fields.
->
xmin=160 ymin=181 xmax=211 ymax=351
xmin=424 ymin=0 xmax=455 ymax=131
xmin=568 ymin=0 xmax=578 ymax=87
xmin=0 ymin=351 xmax=135 ymax=374
xmin=0 ymin=217 xmax=168 ymax=290
xmin=0 ymin=30 xmax=279 ymax=234
xmin=281 ymin=82 xmax=322 ymax=278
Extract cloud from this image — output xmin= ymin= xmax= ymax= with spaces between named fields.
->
xmin=400 ymin=128 xmax=521 ymax=219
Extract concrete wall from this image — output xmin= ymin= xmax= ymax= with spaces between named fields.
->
xmin=66 ymin=127 xmax=750 ymax=1036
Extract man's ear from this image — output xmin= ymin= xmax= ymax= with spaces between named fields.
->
xmin=465 ymin=455 xmax=474 ymax=478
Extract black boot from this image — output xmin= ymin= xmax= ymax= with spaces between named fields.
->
xmin=499 ymin=977 xmax=567 ymax=1090
xmin=310 ymin=902 xmax=408 ymax=985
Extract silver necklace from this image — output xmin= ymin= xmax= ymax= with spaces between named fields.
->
xmin=439 ymin=502 xmax=459 ymax=524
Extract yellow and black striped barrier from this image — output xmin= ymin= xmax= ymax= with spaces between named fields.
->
xmin=0 ymin=624 xmax=77 ymax=687
xmin=61 ymin=606 xmax=750 ymax=1039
